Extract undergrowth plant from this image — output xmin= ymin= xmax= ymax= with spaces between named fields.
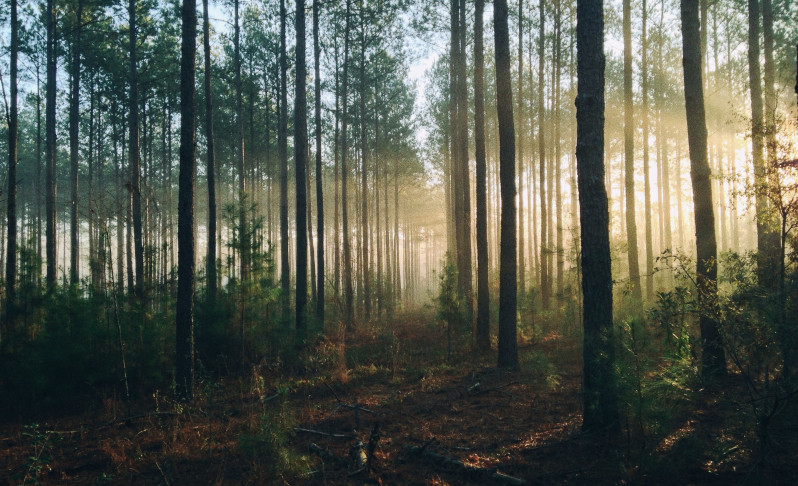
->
xmin=239 ymin=397 xmax=313 ymax=482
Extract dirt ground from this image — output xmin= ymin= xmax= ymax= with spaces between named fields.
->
xmin=0 ymin=312 xmax=789 ymax=485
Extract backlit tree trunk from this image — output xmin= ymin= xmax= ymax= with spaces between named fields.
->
xmin=680 ymin=0 xmax=726 ymax=376
xmin=495 ymin=0 xmax=518 ymax=369
xmin=577 ymin=0 xmax=619 ymax=433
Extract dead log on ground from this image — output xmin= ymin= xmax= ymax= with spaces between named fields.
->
xmin=401 ymin=444 xmax=527 ymax=486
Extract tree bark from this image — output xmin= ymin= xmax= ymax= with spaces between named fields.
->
xmin=577 ymin=0 xmax=619 ymax=433
xmin=129 ymin=0 xmax=144 ymax=296
xmin=279 ymin=0 xmax=290 ymax=325
xmin=538 ymin=0 xmax=549 ymax=309
xmin=203 ymin=0 xmax=217 ymax=300
xmin=517 ymin=0 xmax=526 ymax=296
xmin=474 ymin=0 xmax=490 ymax=352
xmin=747 ymin=0 xmax=778 ymax=288
xmin=680 ymin=0 xmax=726 ymax=376
xmin=46 ymin=0 xmax=57 ymax=290
xmin=623 ymin=0 xmax=642 ymax=305
xmin=341 ymin=0 xmax=354 ymax=327
xmin=5 ymin=0 xmax=19 ymax=320
xmin=642 ymin=0 xmax=654 ymax=303
xmin=70 ymin=0 xmax=83 ymax=286
xmin=495 ymin=0 xmax=518 ymax=369
xmin=313 ymin=0 xmax=325 ymax=323
xmin=176 ymin=0 xmax=197 ymax=402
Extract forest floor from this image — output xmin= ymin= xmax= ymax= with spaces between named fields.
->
xmin=0 ymin=310 xmax=792 ymax=485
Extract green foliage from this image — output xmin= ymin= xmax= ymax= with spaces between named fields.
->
xmin=239 ymin=399 xmax=313 ymax=482
xmin=616 ymin=286 xmax=701 ymax=438
xmin=435 ymin=255 xmax=471 ymax=360
xmin=15 ymin=424 xmax=61 ymax=485
xmin=519 ymin=348 xmax=561 ymax=389
xmin=197 ymin=198 xmax=283 ymax=374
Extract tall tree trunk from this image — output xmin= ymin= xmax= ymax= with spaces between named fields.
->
xmin=517 ymin=0 xmax=525 ymax=296
xmin=5 ymin=0 xmax=19 ymax=321
xmin=623 ymin=0 xmax=642 ymax=304
xmin=642 ymin=0 xmax=654 ymax=303
xmin=70 ymin=0 xmax=83 ymax=286
xmin=203 ymin=0 xmax=217 ymax=300
xmin=747 ymin=0 xmax=778 ymax=287
xmin=554 ymin=0 xmax=563 ymax=302
xmin=129 ymin=0 xmax=144 ymax=296
xmin=680 ymin=0 xmax=726 ymax=376
xmin=457 ymin=0 xmax=472 ymax=311
xmin=176 ymin=0 xmax=197 ymax=402
xmin=334 ymin=48 xmax=341 ymax=297
xmin=474 ymin=0 xmax=490 ymax=352
xmin=313 ymin=0 xmax=325 ymax=323
xmin=359 ymin=15 xmax=370 ymax=321
xmin=341 ymin=0 xmax=354 ymax=327
xmin=295 ymin=0 xmax=310 ymax=340
xmin=450 ymin=0 xmax=472 ymax=309
xmin=538 ymin=0 xmax=549 ymax=309
xmin=295 ymin=0 xmax=309 ymax=344
xmin=495 ymin=0 xmax=518 ymax=369
xmin=46 ymin=0 xmax=57 ymax=290
xmin=279 ymin=0 xmax=290 ymax=325
xmin=577 ymin=0 xmax=619 ymax=433
xmin=234 ymin=0 xmax=247 ymax=284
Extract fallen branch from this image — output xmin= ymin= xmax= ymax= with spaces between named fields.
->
xmin=295 ymin=427 xmax=354 ymax=439
xmin=309 ymin=443 xmax=349 ymax=467
xmin=323 ymin=383 xmax=378 ymax=428
xmin=402 ymin=444 xmax=527 ymax=486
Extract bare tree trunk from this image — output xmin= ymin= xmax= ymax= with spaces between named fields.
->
xmin=474 ymin=0 xmax=490 ymax=352
xmin=129 ymin=0 xmax=144 ymax=296
xmin=203 ymin=0 xmax=217 ymax=300
xmin=680 ymin=0 xmax=726 ymax=376
xmin=748 ymin=0 xmax=778 ymax=287
xmin=69 ymin=0 xmax=83 ymax=286
xmin=5 ymin=0 xmax=19 ymax=322
xmin=45 ymin=0 xmax=57 ymax=290
xmin=234 ymin=0 xmax=248 ymax=287
xmin=341 ymin=0 xmax=354 ymax=327
xmin=623 ymin=0 xmax=642 ymax=304
xmin=517 ymin=0 xmax=525 ymax=296
xmin=495 ymin=0 xmax=517 ymax=369
xmin=359 ymin=14 xmax=370 ymax=321
xmin=538 ymin=0 xmax=549 ymax=309
xmin=279 ymin=0 xmax=290 ymax=325
xmin=176 ymin=0 xmax=197 ymax=402
xmin=642 ymin=0 xmax=654 ymax=303
xmin=313 ymin=0 xmax=325 ymax=323
xmin=577 ymin=0 xmax=618 ymax=432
